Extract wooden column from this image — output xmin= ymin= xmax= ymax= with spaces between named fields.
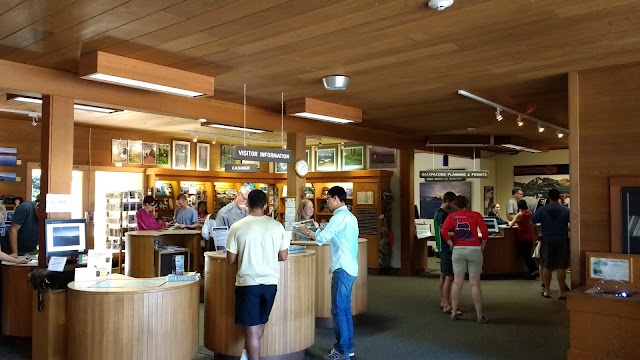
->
xmin=287 ymin=132 xmax=306 ymax=201
xmin=568 ymin=72 xmax=582 ymax=289
xmin=399 ymin=149 xmax=415 ymax=276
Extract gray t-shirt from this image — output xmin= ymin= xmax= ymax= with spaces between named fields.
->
xmin=173 ymin=207 xmax=198 ymax=225
xmin=12 ymin=201 xmax=39 ymax=254
xmin=506 ymin=198 xmax=518 ymax=216
xmin=215 ymin=202 xmax=247 ymax=228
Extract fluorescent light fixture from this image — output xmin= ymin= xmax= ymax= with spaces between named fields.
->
xmin=427 ymin=143 xmax=487 ymax=147
xmin=290 ymin=112 xmax=354 ymax=124
xmin=87 ymin=73 xmax=203 ymax=97
xmin=500 ymin=144 xmax=543 ymax=153
xmin=208 ymin=124 xmax=266 ymax=133
xmin=0 ymin=108 xmax=40 ymax=117
xmin=10 ymin=95 xmax=120 ymax=113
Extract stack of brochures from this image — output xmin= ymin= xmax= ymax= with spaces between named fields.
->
xmin=166 ymin=272 xmax=201 ymax=282
xmin=288 ymin=245 xmax=306 ymax=254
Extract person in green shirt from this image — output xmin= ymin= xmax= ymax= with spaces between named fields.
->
xmin=434 ymin=191 xmax=457 ymax=313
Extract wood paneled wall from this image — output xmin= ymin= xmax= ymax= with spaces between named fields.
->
xmin=570 ymin=63 xmax=640 ymax=287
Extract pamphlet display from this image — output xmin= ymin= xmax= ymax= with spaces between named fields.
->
xmin=211 ymin=227 xmax=229 ymax=251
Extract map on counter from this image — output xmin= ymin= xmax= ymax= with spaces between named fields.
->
xmin=89 ymin=279 xmax=167 ymax=289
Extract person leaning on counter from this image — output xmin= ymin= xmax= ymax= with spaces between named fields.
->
xmin=0 ymin=204 xmax=29 ymax=264
xmin=216 ymin=185 xmax=252 ymax=228
xmin=136 ymin=196 xmax=167 ymax=230
xmin=5 ymin=197 xmax=39 ymax=257
xmin=173 ymin=194 xmax=199 ymax=229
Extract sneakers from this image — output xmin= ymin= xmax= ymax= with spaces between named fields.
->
xmin=240 ymin=349 xmax=248 ymax=360
xmin=477 ymin=316 xmax=489 ymax=324
xmin=349 ymin=351 xmax=355 ymax=357
xmin=323 ymin=348 xmax=351 ymax=360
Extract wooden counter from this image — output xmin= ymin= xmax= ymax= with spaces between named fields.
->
xmin=568 ymin=287 xmax=640 ymax=360
xmin=204 ymin=250 xmax=316 ymax=359
xmin=2 ymin=260 xmax=37 ymax=337
xmin=125 ymin=230 xmax=201 ymax=277
xmin=291 ymin=239 xmax=368 ymax=327
xmin=66 ymin=274 xmax=199 ymax=360
xmin=482 ymin=227 xmax=527 ymax=275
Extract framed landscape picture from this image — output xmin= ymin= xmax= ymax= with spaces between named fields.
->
xmin=111 ymin=139 xmax=128 ymax=163
xmin=156 ymin=144 xmax=170 ymax=166
xmin=196 ymin=143 xmax=210 ymax=171
xmin=341 ymin=145 xmax=365 ymax=171
xmin=172 ymin=140 xmax=190 ymax=170
xmin=0 ymin=147 xmax=17 ymax=166
xmin=127 ymin=140 xmax=142 ymax=165
xmin=220 ymin=144 xmax=235 ymax=169
xmin=369 ymin=145 xmax=396 ymax=169
xmin=142 ymin=142 xmax=157 ymax=165
xmin=316 ymin=146 xmax=337 ymax=172
xmin=276 ymin=162 xmax=287 ymax=173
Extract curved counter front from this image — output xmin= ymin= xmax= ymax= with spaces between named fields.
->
xmin=291 ymin=238 xmax=368 ymax=327
xmin=1 ymin=261 xmax=37 ymax=337
xmin=66 ymin=274 xmax=200 ymax=360
xmin=125 ymin=230 xmax=202 ymax=277
xmin=204 ymin=250 xmax=316 ymax=360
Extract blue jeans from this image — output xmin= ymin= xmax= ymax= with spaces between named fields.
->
xmin=331 ymin=268 xmax=356 ymax=355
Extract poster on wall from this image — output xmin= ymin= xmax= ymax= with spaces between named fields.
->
xmin=127 ymin=140 xmax=142 ymax=165
xmin=514 ymin=164 xmax=570 ymax=211
xmin=275 ymin=162 xmax=287 ymax=173
xmin=156 ymin=144 xmax=170 ymax=166
xmin=220 ymin=145 xmax=235 ymax=169
xmin=369 ymin=145 xmax=396 ymax=169
xmin=172 ymin=141 xmax=191 ymax=170
xmin=341 ymin=145 xmax=365 ymax=171
xmin=142 ymin=142 xmax=157 ymax=165
xmin=196 ymin=143 xmax=210 ymax=171
xmin=0 ymin=172 xmax=17 ymax=182
xmin=111 ymin=139 xmax=128 ymax=163
xmin=419 ymin=181 xmax=471 ymax=219
xmin=484 ymin=186 xmax=494 ymax=215
xmin=0 ymin=147 xmax=17 ymax=166
xmin=316 ymin=147 xmax=337 ymax=172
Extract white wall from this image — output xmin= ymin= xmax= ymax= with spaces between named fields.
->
xmin=494 ymin=149 xmax=569 ymax=218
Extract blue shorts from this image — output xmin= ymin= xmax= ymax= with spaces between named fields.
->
xmin=235 ymin=285 xmax=277 ymax=326
xmin=440 ymin=248 xmax=454 ymax=276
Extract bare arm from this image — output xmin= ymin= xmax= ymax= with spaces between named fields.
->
xmin=226 ymin=251 xmax=237 ymax=264
xmin=278 ymin=249 xmax=288 ymax=262
xmin=508 ymin=213 xmax=522 ymax=228
xmin=0 ymin=251 xmax=28 ymax=263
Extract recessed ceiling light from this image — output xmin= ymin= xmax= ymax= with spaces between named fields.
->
xmin=467 ymin=127 xmax=477 ymax=131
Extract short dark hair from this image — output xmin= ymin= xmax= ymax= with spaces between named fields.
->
xmin=454 ymin=195 xmax=469 ymax=209
xmin=517 ymin=199 xmax=528 ymax=211
xmin=548 ymin=188 xmax=560 ymax=201
xmin=442 ymin=191 xmax=456 ymax=203
xmin=247 ymin=189 xmax=267 ymax=210
xmin=512 ymin=187 xmax=522 ymax=195
xmin=327 ymin=186 xmax=347 ymax=202
xmin=143 ymin=196 xmax=157 ymax=206
xmin=177 ymin=194 xmax=187 ymax=201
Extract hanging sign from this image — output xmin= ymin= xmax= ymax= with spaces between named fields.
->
xmin=224 ymin=164 xmax=258 ymax=173
xmin=420 ymin=170 xmax=489 ymax=181
xmin=233 ymin=146 xmax=292 ymax=163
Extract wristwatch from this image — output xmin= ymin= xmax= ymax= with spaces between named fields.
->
xmin=306 ymin=230 xmax=311 ymax=236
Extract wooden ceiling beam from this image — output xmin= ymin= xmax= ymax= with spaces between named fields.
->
xmin=0 ymin=59 xmax=420 ymax=150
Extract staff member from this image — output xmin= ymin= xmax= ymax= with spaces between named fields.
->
xmin=294 ymin=199 xmax=319 ymax=241
xmin=136 ymin=196 xmax=167 ymax=230
xmin=507 ymin=187 xmax=524 ymax=221
xmin=173 ymin=194 xmax=198 ymax=229
xmin=0 ymin=204 xmax=30 ymax=264
xmin=7 ymin=197 xmax=40 ymax=256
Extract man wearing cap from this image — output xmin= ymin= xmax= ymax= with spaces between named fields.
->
xmin=136 ymin=196 xmax=167 ymax=231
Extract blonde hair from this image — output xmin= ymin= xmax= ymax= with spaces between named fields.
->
xmin=296 ymin=199 xmax=313 ymax=222
xmin=0 ymin=204 xmax=5 ymax=212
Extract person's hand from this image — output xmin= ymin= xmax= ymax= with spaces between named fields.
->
xmin=447 ymin=241 xmax=454 ymax=248
xmin=16 ymin=257 xmax=29 ymax=264
xmin=299 ymin=225 xmax=309 ymax=235
xmin=9 ymin=253 xmax=17 ymax=259
xmin=176 ymin=224 xmax=185 ymax=229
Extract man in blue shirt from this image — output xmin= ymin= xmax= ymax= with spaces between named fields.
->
xmin=173 ymin=194 xmax=198 ymax=229
xmin=300 ymin=186 xmax=358 ymax=360
xmin=532 ymin=188 xmax=570 ymax=299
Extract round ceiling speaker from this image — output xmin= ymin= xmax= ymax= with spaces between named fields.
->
xmin=322 ymin=75 xmax=350 ymax=91
xmin=427 ymin=0 xmax=454 ymax=11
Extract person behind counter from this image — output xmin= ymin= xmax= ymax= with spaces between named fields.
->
xmin=441 ymin=195 xmax=489 ymax=324
xmin=226 ymin=190 xmax=289 ymax=360
xmin=508 ymin=199 xmax=538 ymax=279
xmin=299 ymin=186 xmax=359 ymax=360
xmin=5 ymin=197 xmax=39 ymax=257
xmin=173 ymin=194 xmax=199 ymax=229
xmin=294 ymin=199 xmax=319 ymax=241
xmin=487 ymin=203 xmax=508 ymax=225
xmin=216 ymin=185 xmax=252 ymax=228
xmin=202 ymin=198 xmax=231 ymax=251
xmin=506 ymin=187 xmax=524 ymax=221
xmin=0 ymin=204 xmax=30 ymax=264
xmin=136 ymin=196 xmax=167 ymax=231
xmin=197 ymin=201 xmax=208 ymax=219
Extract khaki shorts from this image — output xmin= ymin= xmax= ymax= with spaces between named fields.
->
xmin=452 ymin=247 xmax=483 ymax=274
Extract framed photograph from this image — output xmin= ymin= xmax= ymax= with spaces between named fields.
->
xmin=5 ymin=210 xmax=14 ymax=223
xmin=0 ymin=172 xmax=17 ymax=182
xmin=196 ymin=143 xmax=210 ymax=171
xmin=127 ymin=140 xmax=142 ymax=164
xmin=111 ymin=139 xmax=128 ymax=163
xmin=156 ymin=144 xmax=170 ymax=166
xmin=514 ymin=164 xmax=570 ymax=212
xmin=419 ymin=181 xmax=471 ymax=219
xmin=316 ymin=146 xmax=337 ymax=172
xmin=220 ymin=145 xmax=235 ymax=169
xmin=172 ymin=140 xmax=191 ymax=170
xmin=276 ymin=162 xmax=288 ymax=173
xmin=142 ymin=142 xmax=157 ymax=165
xmin=0 ymin=147 xmax=17 ymax=166
xmin=484 ymin=186 xmax=495 ymax=215
xmin=341 ymin=145 xmax=365 ymax=171
xmin=369 ymin=145 xmax=396 ymax=169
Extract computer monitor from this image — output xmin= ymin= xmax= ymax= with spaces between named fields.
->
xmin=483 ymin=217 xmax=500 ymax=235
xmin=45 ymin=219 xmax=88 ymax=257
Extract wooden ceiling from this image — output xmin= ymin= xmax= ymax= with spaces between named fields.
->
xmin=2 ymin=0 xmax=640 ymax=149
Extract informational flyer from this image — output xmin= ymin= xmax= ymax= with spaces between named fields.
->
xmin=211 ymin=226 xmax=229 ymax=251
xmin=590 ymin=257 xmax=630 ymax=281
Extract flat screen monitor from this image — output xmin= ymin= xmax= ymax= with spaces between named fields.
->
xmin=483 ymin=217 xmax=500 ymax=235
xmin=45 ymin=219 xmax=88 ymax=257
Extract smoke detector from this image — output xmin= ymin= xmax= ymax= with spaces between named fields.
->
xmin=322 ymin=75 xmax=350 ymax=91
xmin=427 ymin=0 xmax=454 ymax=11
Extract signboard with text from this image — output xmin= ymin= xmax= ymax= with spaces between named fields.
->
xmin=419 ymin=170 xmax=489 ymax=182
xmin=233 ymin=146 xmax=292 ymax=163
xmin=45 ymin=193 xmax=74 ymax=213
xmin=224 ymin=164 xmax=258 ymax=173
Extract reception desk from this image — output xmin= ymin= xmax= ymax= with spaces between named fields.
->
xmin=204 ymin=250 xmax=316 ymax=359
xmin=482 ymin=227 xmax=527 ymax=275
xmin=66 ymin=274 xmax=199 ymax=360
xmin=125 ymin=230 xmax=201 ymax=277
xmin=291 ymin=238 xmax=368 ymax=327
xmin=2 ymin=260 xmax=37 ymax=337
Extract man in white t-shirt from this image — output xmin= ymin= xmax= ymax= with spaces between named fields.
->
xmin=226 ymin=189 xmax=289 ymax=360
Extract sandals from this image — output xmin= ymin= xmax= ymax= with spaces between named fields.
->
xmin=541 ymin=291 xmax=551 ymax=298
xmin=442 ymin=306 xmax=462 ymax=316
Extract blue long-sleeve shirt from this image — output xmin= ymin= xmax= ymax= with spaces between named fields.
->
xmin=315 ymin=205 xmax=359 ymax=277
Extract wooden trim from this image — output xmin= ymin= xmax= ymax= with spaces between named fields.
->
xmin=568 ymin=71 xmax=582 ymax=288
xmin=399 ymin=149 xmax=415 ymax=276
xmin=78 ymin=51 xmax=214 ymax=96
xmin=609 ymin=177 xmax=640 ymax=254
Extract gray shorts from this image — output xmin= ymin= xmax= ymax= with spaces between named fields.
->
xmin=452 ymin=247 xmax=483 ymax=274
xmin=439 ymin=248 xmax=453 ymax=276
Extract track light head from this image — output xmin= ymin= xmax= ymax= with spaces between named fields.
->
xmin=198 ymin=118 xmax=207 ymax=123
xmin=538 ymin=124 xmax=545 ymax=133
xmin=31 ymin=115 xmax=39 ymax=127
xmin=557 ymin=131 xmax=564 ymax=138
xmin=211 ymin=138 xmax=216 ymax=144
xmin=193 ymin=136 xmax=198 ymax=142
xmin=495 ymin=108 xmax=503 ymax=121
xmin=516 ymin=115 xmax=524 ymax=127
